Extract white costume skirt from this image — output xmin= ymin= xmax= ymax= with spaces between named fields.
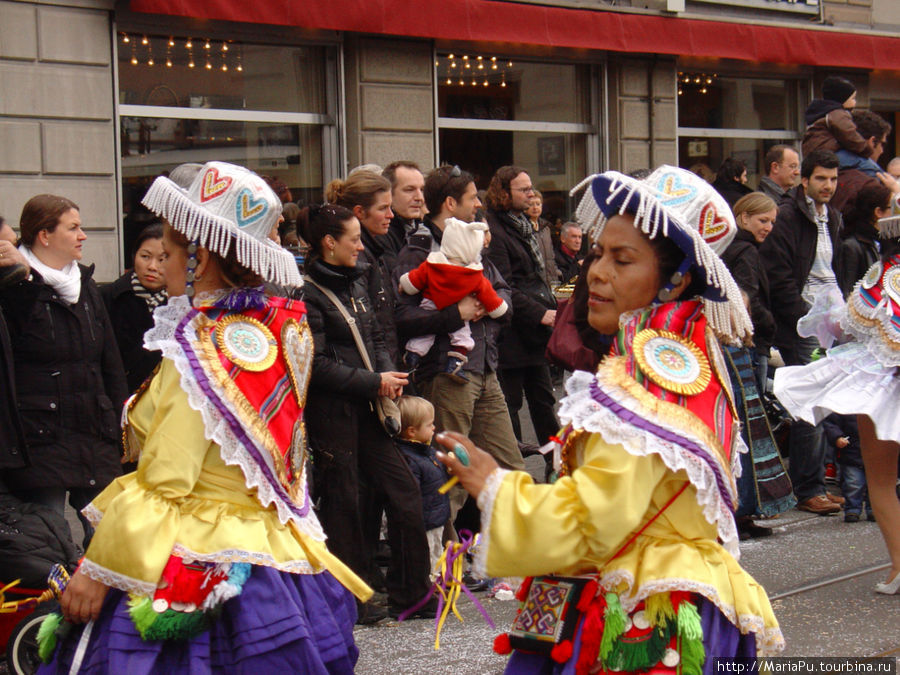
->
xmin=774 ymin=341 xmax=900 ymax=443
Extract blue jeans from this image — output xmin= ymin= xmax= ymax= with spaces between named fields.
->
xmin=840 ymin=464 xmax=871 ymax=515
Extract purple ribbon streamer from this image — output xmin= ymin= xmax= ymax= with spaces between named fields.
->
xmin=396 ymin=529 xmax=495 ymax=630
xmin=173 ymin=309 xmax=311 ymax=519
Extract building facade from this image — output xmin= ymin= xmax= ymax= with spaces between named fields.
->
xmin=1 ymin=0 xmax=898 ymax=278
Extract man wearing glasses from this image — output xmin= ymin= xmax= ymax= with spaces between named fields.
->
xmin=483 ymin=166 xmax=560 ymax=457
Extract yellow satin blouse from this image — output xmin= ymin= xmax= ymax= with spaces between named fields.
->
xmin=82 ymin=359 xmax=369 ymax=600
xmin=479 ymin=431 xmax=783 ymax=653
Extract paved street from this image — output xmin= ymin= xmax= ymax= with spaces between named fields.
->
xmin=354 ymin=507 xmax=899 ymax=674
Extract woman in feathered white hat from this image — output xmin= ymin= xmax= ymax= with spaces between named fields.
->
xmin=438 ymin=167 xmax=783 ymax=673
xmin=41 ymin=162 xmax=369 ymax=673
xmin=775 ymin=194 xmax=900 ymax=596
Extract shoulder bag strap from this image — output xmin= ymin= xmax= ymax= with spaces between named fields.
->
xmin=303 ymin=275 xmax=375 ymax=372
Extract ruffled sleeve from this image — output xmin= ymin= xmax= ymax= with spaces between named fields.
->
xmin=474 ymin=434 xmax=669 ymax=578
xmin=81 ymin=361 xmax=213 ymax=595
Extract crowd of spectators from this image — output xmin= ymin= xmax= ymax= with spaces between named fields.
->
xmin=2 ymin=74 xmax=899 ymax=626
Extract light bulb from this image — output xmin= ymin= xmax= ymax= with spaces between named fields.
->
xmin=141 ymin=36 xmax=148 ymax=45
xmin=122 ymin=34 xmax=130 ymax=43
xmin=186 ymin=39 xmax=193 ymax=49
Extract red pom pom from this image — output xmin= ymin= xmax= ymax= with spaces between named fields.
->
xmin=577 ymin=580 xmax=599 ymax=612
xmin=551 ymin=639 xmax=574 ymax=663
xmin=515 ymin=577 xmax=534 ymax=603
xmin=493 ymin=633 xmax=513 ymax=655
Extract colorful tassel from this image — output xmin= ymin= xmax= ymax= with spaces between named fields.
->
xmin=575 ymin=594 xmax=605 ymax=675
xmin=515 ymin=577 xmax=533 ymax=603
xmin=36 ymin=611 xmax=63 ymax=663
xmin=493 ymin=633 xmax=513 ymax=655
xmin=576 ymin=580 xmax=598 ymax=612
xmin=677 ymin=599 xmax=705 ymax=675
xmin=551 ymin=639 xmax=574 ymax=663
xmin=599 ymin=592 xmax=626 ymax=663
xmin=127 ymin=595 xmax=158 ymax=638
xmin=645 ymin=592 xmax=675 ymax=627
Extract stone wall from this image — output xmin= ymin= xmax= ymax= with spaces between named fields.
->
xmin=343 ymin=36 xmax=435 ymax=172
xmin=0 ymin=0 xmax=119 ymax=280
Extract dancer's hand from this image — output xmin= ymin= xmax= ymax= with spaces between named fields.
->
xmin=60 ymin=569 xmax=108 ymax=624
xmin=435 ymin=431 xmax=499 ymax=498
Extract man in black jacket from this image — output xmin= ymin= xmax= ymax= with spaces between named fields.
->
xmin=383 ymin=161 xmax=425 ymax=255
xmin=393 ymin=165 xmax=524 ymax=478
xmin=761 ymin=149 xmax=844 ymax=516
xmin=484 ymin=166 xmax=560 ymax=450
xmin=757 ymin=145 xmax=800 ymax=203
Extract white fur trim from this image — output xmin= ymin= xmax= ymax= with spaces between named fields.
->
xmin=399 ymin=272 xmax=420 ymax=295
xmin=488 ymin=300 xmax=509 ymax=319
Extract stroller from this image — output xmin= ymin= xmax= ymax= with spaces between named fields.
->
xmin=0 ymin=482 xmax=79 ymax=674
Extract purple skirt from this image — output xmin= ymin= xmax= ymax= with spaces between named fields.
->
xmin=506 ymin=596 xmax=756 ymax=675
xmin=38 ymin=565 xmax=358 ymax=674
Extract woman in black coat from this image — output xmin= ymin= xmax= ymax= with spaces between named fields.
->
xmin=101 ymin=223 xmax=167 ymax=393
xmin=299 ymin=203 xmax=432 ymax=623
xmin=836 ymin=181 xmax=892 ymax=298
xmin=720 ymin=192 xmax=777 ymax=388
xmin=0 ymin=195 xmax=127 ymax=546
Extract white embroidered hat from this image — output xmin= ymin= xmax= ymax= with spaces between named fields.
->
xmin=570 ymin=166 xmax=751 ymax=345
xmin=142 ymin=161 xmax=302 ymax=287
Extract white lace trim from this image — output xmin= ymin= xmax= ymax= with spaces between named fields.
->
xmin=473 ymin=468 xmax=509 ymax=578
xmin=144 ymin=296 xmax=325 ymax=542
xmin=558 ymin=370 xmax=741 ymax=558
xmin=81 ymin=502 xmax=104 ymax=527
xmin=80 ymin=558 xmax=156 ymax=596
xmin=171 ymin=543 xmax=320 ymax=575
xmin=599 ymin=568 xmax=785 ymax=656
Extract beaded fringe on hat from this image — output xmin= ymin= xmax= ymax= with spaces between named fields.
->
xmin=142 ymin=177 xmax=302 ymax=288
xmin=570 ymin=173 xmax=753 ymax=347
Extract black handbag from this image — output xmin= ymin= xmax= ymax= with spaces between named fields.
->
xmin=304 ymin=276 xmax=401 ymax=437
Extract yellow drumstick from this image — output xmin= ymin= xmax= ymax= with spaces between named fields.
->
xmin=437 ymin=475 xmax=458 ymax=494
xmin=437 ymin=442 xmax=469 ymax=494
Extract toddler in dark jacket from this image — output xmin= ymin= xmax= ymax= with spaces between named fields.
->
xmin=395 ymin=396 xmax=451 ymax=575
xmin=823 ymin=412 xmax=873 ymax=523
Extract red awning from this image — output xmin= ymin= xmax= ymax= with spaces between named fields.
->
xmin=129 ymin=0 xmax=900 ymax=70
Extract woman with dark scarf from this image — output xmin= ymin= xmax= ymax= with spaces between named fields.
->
xmin=101 ymin=223 xmax=168 ymax=393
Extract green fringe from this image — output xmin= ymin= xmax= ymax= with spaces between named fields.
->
xmin=677 ymin=599 xmax=703 ymax=641
xmin=143 ymin=608 xmax=208 ymax=641
xmin=127 ymin=595 xmax=158 ymax=638
xmin=599 ymin=592 xmax=627 ymax=664
xmin=127 ymin=594 xmax=210 ymax=641
xmin=677 ymin=600 xmax=705 ymax=675
xmin=680 ymin=633 xmax=706 ymax=675
xmin=36 ymin=611 xmax=63 ymax=663
xmin=644 ymin=592 xmax=675 ymax=628
xmin=611 ymin=618 xmax=673 ymax=671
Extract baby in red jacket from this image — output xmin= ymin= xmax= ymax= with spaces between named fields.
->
xmin=399 ymin=218 xmax=508 ymax=382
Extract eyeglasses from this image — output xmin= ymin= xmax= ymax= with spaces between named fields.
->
xmin=511 ymin=185 xmax=535 ymax=194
